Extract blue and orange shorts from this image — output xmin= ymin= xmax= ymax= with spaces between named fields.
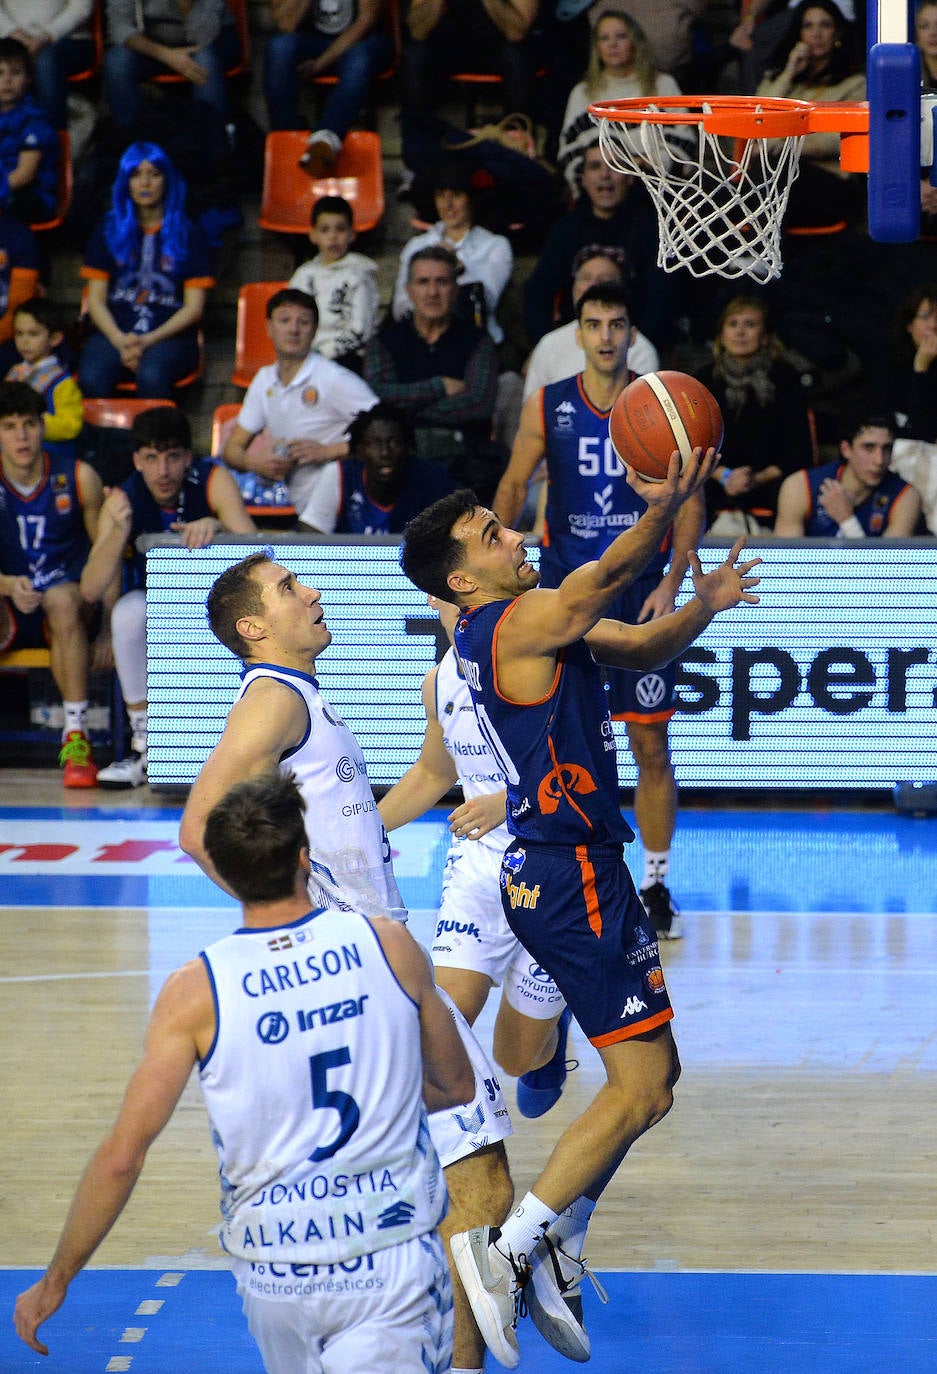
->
xmin=499 ymin=838 xmax=673 ymax=1047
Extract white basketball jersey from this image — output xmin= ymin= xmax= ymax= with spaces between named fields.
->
xmin=199 ymin=906 xmax=446 ymax=1265
xmin=435 ymin=648 xmax=510 ymax=856
xmin=237 ymin=665 xmax=405 ymax=920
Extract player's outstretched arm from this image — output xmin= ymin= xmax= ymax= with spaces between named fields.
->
xmin=510 ymin=448 xmax=719 ymax=656
xmin=13 ymin=962 xmax=207 ymax=1356
xmin=587 ymin=538 xmax=761 ymax=671
xmin=373 ymin=918 xmax=475 ymax=1113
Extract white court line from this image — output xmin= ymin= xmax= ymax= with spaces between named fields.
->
xmin=0 ymin=970 xmax=150 ymax=984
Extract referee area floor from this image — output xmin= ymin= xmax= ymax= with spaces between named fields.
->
xmin=2 ymin=789 xmax=936 ymax=1371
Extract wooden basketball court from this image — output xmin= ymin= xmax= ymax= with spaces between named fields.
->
xmin=2 ymin=770 xmax=936 ymax=1369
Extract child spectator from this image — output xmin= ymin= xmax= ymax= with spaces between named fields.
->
xmin=288 ymin=194 xmax=379 ymax=371
xmin=6 ymin=296 xmax=83 ymax=460
xmin=0 ymin=37 xmax=58 ymax=223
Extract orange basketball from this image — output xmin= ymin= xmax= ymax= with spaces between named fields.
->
xmin=609 ymin=371 xmax=723 ymax=481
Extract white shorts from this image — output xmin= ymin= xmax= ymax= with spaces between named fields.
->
xmin=234 ymin=1231 xmax=453 ymax=1374
xmin=432 ymin=841 xmax=566 ymax=1022
xmin=429 ymin=989 xmax=513 ymax=1169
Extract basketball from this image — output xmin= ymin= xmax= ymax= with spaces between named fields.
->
xmin=609 ymin=371 xmax=724 ymax=481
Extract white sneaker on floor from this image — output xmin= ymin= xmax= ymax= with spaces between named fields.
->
xmin=526 ymin=1234 xmax=608 ymax=1362
xmin=449 ymin=1226 xmax=531 ymax=1369
xmin=97 ymin=750 xmax=147 ymax=790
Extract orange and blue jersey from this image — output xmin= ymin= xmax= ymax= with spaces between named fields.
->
xmin=0 ymin=452 xmax=90 ymax=590
xmin=455 ymin=595 xmax=673 ymax=1048
xmin=122 ymin=458 xmax=219 ymax=590
xmin=803 ymin=462 xmax=914 ymax=536
xmin=454 ymin=596 xmax=634 ymax=848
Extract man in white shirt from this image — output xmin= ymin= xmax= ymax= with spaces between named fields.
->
xmin=223 ymin=286 xmax=377 ymax=515
xmin=523 ymin=245 xmax=659 ymax=400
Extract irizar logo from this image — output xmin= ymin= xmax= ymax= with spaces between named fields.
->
xmin=621 ymin=996 xmax=648 ymax=1018
xmin=297 ymin=995 xmax=368 ymax=1031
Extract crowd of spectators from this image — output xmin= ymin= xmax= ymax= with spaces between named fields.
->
xmin=1 ymin=0 xmax=936 ymax=787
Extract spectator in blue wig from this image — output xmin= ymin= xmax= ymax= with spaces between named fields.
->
xmin=78 ymin=141 xmax=214 ymax=399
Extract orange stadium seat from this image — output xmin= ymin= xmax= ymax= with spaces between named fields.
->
xmin=258 ymin=130 xmax=385 ymax=236
xmin=29 ymin=132 xmax=72 ymax=234
xmin=232 ymin=281 xmax=288 ymax=388
xmin=81 ymin=398 xmax=179 ymax=430
xmin=68 ymin=0 xmax=105 ymax=85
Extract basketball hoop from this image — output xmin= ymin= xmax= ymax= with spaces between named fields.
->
xmin=588 ymin=96 xmax=869 ymax=281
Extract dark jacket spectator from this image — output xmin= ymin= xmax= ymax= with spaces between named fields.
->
xmin=523 ymin=141 xmax=680 ymax=352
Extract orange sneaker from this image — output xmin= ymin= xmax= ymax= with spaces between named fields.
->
xmin=59 ymin=730 xmax=98 ymax=788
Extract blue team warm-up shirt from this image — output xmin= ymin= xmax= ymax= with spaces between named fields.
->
xmin=122 ymin=458 xmax=218 ymax=590
xmin=454 ymin=596 xmax=635 ymax=848
xmin=802 ymin=463 xmax=915 ymax=536
xmin=0 ymin=452 xmax=90 ymax=589
xmin=335 ymin=456 xmax=453 ymax=533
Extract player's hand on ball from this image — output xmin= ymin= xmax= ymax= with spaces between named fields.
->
xmin=626 ymin=447 xmax=720 ymax=512
xmin=688 ymin=537 xmax=762 ymax=612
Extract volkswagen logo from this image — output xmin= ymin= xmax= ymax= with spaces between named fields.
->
xmin=635 ymin=673 xmax=667 ymax=709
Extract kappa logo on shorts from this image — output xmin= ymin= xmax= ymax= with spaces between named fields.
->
xmin=635 ymin=674 xmax=668 ymax=709
xmin=620 ymin=996 xmax=648 ymax=1019
xmin=537 ymin=763 xmax=598 ymax=815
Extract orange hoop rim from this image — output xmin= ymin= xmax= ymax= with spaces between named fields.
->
xmin=589 ymin=95 xmax=869 ymax=140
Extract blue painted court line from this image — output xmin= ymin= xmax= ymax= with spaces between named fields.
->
xmin=2 ymin=806 xmax=935 ymax=915
xmin=3 ymin=1269 xmax=936 ymax=1373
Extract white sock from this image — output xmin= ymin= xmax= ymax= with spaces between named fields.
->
xmin=128 ymin=707 xmax=148 ymax=753
xmin=451 ymin=1368 xmax=484 ymax=1374
xmin=496 ymin=1191 xmax=558 ymax=1262
xmin=62 ymin=701 xmax=88 ymax=737
xmin=548 ymin=1194 xmax=597 ymax=1258
xmin=641 ymin=850 xmax=670 ymax=890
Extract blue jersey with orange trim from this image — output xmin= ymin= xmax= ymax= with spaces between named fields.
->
xmin=803 ymin=462 xmax=913 ymax=536
xmin=122 ymin=457 xmax=217 ymax=590
xmin=538 ymin=373 xmax=670 ymax=587
xmin=0 ymin=452 xmax=89 ymax=589
xmin=336 ymin=455 xmax=453 ymax=533
xmin=454 ymin=597 xmax=634 ymax=847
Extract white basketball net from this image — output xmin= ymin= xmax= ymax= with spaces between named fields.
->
xmin=595 ymin=106 xmax=806 ymax=281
